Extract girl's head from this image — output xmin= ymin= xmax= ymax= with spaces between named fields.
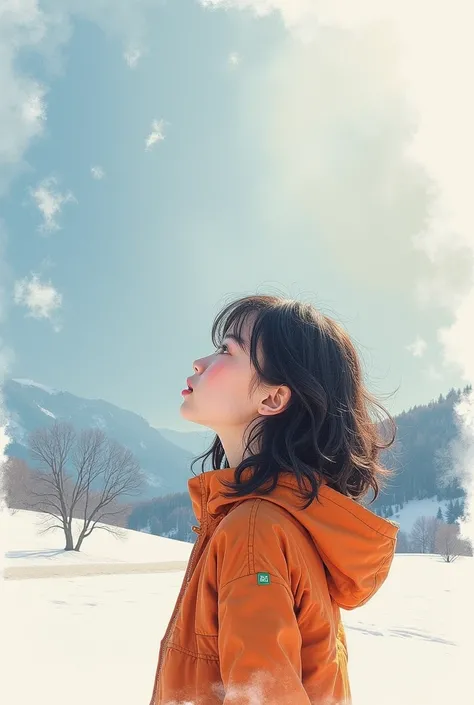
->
xmin=183 ymin=294 xmax=395 ymax=508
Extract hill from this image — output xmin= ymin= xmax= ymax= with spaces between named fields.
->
xmin=3 ymin=378 xmax=194 ymax=499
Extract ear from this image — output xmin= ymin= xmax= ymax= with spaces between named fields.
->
xmin=258 ymin=385 xmax=291 ymax=417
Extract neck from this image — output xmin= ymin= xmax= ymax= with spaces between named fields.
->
xmin=216 ymin=420 xmax=260 ymax=468
xmin=219 ymin=431 xmax=246 ymax=468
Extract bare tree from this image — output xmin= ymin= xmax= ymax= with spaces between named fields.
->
xmin=410 ymin=516 xmax=440 ymax=553
xmin=435 ymin=523 xmax=473 ymax=563
xmin=3 ymin=457 xmax=38 ymax=513
xmin=395 ymin=530 xmax=410 ymax=553
xmin=425 ymin=516 xmax=440 ymax=553
xmin=28 ymin=422 xmax=144 ymax=551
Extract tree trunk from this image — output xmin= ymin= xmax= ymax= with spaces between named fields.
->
xmin=74 ymin=531 xmax=86 ymax=552
xmin=64 ymin=525 xmax=74 ymax=551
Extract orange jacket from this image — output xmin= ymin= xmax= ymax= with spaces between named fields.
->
xmin=150 ymin=467 xmax=398 ymax=705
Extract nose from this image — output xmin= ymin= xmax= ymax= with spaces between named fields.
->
xmin=193 ymin=358 xmax=204 ymax=374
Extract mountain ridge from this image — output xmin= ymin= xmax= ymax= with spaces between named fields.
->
xmin=3 ymin=378 xmax=195 ymax=498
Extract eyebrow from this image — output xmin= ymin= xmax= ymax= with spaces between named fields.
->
xmin=224 ymin=333 xmax=247 ymax=351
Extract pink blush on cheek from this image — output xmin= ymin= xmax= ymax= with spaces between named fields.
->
xmin=203 ymin=359 xmax=233 ymax=388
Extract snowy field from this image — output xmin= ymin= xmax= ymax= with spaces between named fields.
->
xmin=4 ymin=509 xmax=192 ymax=578
xmin=3 ymin=510 xmax=472 ymax=705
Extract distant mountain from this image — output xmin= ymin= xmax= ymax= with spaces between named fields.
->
xmin=374 ymin=386 xmax=469 ymax=510
xmin=158 ymin=427 xmax=213 ymax=458
xmin=4 ymin=378 xmax=194 ymax=499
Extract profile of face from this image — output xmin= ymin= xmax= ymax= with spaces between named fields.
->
xmin=180 ymin=320 xmax=290 ymax=437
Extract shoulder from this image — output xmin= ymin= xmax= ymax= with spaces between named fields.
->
xmin=220 ymin=497 xmax=308 ymax=541
xmin=210 ymin=499 xmax=308 ymax=588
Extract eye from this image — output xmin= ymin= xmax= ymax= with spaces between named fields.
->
xmin=216 ymin=343 xmax=229 ymax=354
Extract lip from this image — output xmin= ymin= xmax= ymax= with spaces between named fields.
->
xmin=181 ymin=389 xmax=192 ymax=396
xmin=186 ymin=378 xmax=194 ymax=390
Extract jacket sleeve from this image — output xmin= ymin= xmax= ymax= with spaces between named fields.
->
xmin=217 ymin=573 xmax=312 ymax=705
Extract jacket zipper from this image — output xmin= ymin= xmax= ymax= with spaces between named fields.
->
xmin=149 ymin=524 xmax=204 ymax=705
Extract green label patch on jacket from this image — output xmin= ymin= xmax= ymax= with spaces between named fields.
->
xmin=257 ymin=572 xmax=271 ymax=585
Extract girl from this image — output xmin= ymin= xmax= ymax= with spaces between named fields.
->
xmin=150 ymin=294 xmax=399 ymax=705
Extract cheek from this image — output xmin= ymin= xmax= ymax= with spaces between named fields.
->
xmin=203 ymin=359 xmax=229 ymax=386
xmin=203 ymin=359 xmax=250 ymax=398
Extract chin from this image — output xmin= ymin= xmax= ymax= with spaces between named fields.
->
xmin=179 ymin=402 xmax=200 ymax=424
xmin=179 ymin=404 xmax=214 ymax=431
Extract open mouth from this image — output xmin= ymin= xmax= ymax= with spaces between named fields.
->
xmin=182 ymin=380 xmax=194 ymax=395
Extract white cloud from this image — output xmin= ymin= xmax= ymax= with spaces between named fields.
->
xmin=14 ymin=273 xmax=62 ymax=322
xmin=124 ymin=46 xmax=142 ymax=68
xmin=406 ymin=336 xmax=427 ymax=358
xmin=145 ymin=119 xmax=166 ymax=151
xmin=202 ymin=0 xmax=474 ymax=541
xmin=228 ymin=51 xmax=241 ymax=67
xmin=21 ymin=83 xmax=47 ymax=124
xmin=0 ymin=0 xmax=162 ymax=194
xmin=91 ymin=165 xmax=105 ymax=180
xmin=31 ymin=176 xmax=75 ymax=231
xmin=0 ymin=4 xmax=50 ymax=194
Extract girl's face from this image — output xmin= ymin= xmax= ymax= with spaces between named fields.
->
xmin=180 ymin=321 xmax=262 ymax=433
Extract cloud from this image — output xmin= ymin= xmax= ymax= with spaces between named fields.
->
xmin=14 ymin=273 xmax=62 ymax=323
xmin=31 ymin=176 xmax=75 ymax=231
xmin=202 ymin=0 xmax=474 ymax=543
xmin=91 ymin=165 xmax=105 ymax=180
xmin=406 ymin=336 xmax=427 ymax=358
xmin=124 ymin=46 xmax=142 ymax=68
xmin=0 ymin=4 xmax=50 ymax=194
xmin=145 ymin=119 xmax=166 ymax=151
xmin=201 ymin=0 xmax=474 ymax=538
xmin=228 ymin=51 xmax=242 ymax=67
xmin=0 ymin=0 xmax=162 ymax=195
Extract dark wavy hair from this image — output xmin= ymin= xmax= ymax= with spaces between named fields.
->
xmin=191 ymin=295 xmax=396 ymax=510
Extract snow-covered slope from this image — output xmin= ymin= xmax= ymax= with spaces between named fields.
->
xmin=4 ymin=509 xmax=193 ymax=567
xmin=3 ymin=508 xmax=192 ymax=580
xmin=385 ymin=496 xmax=451 ymax=534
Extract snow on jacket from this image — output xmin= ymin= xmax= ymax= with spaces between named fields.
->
xmin=149 ymin=467 xmax=398 ymax=705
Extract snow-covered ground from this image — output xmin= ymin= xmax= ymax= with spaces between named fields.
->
xmin=5 ymin=509 xmax=192 ymax=566
xmin=2 ymin=510 xmax=472 ymax=705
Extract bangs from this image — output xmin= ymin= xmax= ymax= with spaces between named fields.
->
xmin=211 ymin=297 xmax=268 ymax=357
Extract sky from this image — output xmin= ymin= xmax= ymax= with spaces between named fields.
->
xmin=0 ymin=0 xmax=471 ymax=441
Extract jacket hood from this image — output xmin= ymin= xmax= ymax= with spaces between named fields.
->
xmin=188 ymin=468 xmax=398 ymax=610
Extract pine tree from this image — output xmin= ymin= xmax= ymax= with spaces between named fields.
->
xmin=445 ymin=500 xmax=456 ymax=524
xmin=436 ymin=507 xmax=444 ymax=521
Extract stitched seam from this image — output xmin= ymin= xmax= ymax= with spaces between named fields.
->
xmin=195 ymin=631 xmax=218 ymax=637
xmin=167 ymin=642 xmax=219 ymax=661
xmin=219 ymin=499 xmax=294 ymax=604
xmin=277 ymin=481 xmax=397 ymax=539
xmin=247 ymin=498 xmax=260 ymax=574
xmin=199 ymin=473 xmax=209 ymax=529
